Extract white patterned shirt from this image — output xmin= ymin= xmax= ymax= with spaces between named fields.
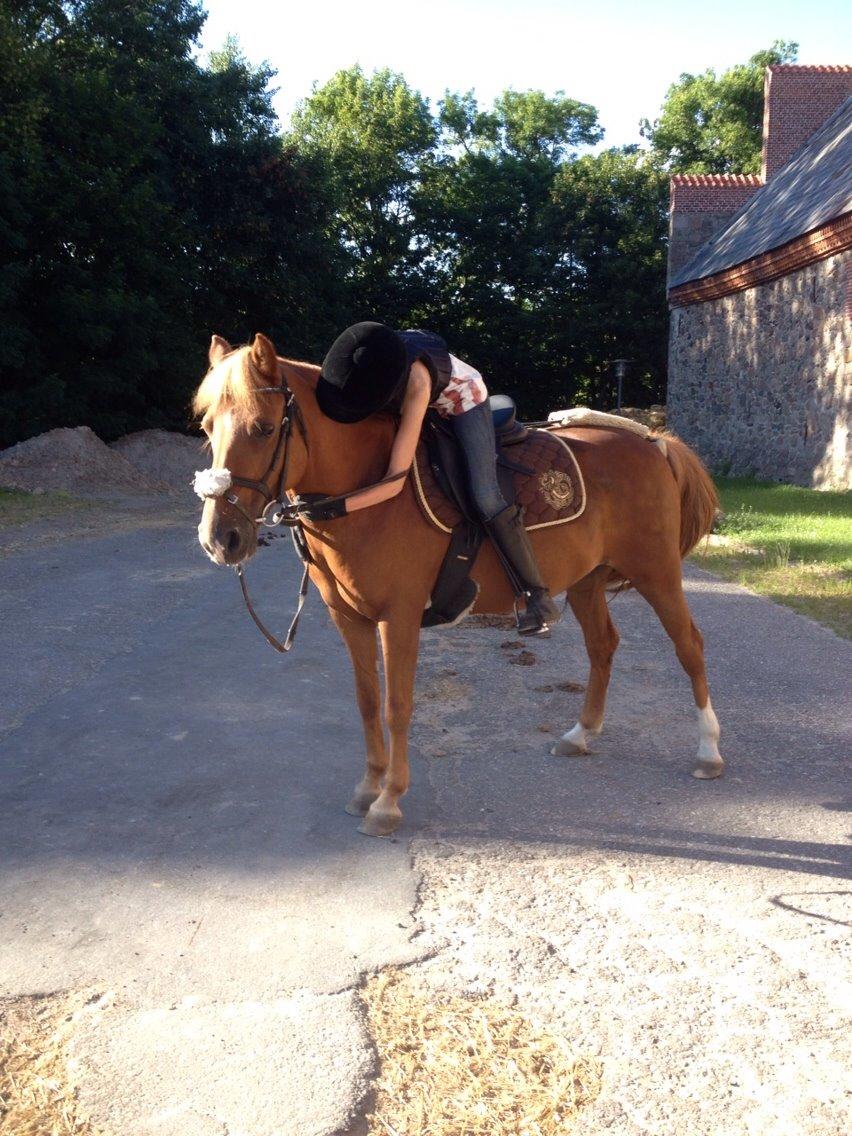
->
xmin=432 ymin=354 xmax=489 ymax=418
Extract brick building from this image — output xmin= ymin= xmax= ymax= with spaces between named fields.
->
xmin=666 ymin=65 xmax=852 ymax=489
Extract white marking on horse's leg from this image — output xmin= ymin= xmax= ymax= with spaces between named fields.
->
xmin=551 ymin=721 xmax=596 ymax=757
xmin=693 ymin=697 xmax=724 ymax=779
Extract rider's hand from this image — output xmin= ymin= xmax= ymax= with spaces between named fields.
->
xmin=297 ymin=493 xmax=347 ymax=522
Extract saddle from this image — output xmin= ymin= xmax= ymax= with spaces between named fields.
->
xmin=413 ymin=398 xmax=586 ymax=628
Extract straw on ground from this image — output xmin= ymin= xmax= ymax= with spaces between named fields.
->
xmin=0 ymin=992 xmax=97 ymax=1136
xmin=361 ymin=969 xmax=600 ymax=1136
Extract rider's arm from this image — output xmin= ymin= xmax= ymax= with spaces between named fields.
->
xmin=343 ymin=360 xmax=432 ymax=513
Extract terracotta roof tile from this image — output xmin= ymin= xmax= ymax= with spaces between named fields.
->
xmin=670 ymin=174 xmax=762 ymax=186
xmin=767 ymin=64 xmax=852 ymax=73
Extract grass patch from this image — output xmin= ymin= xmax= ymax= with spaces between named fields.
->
xmin=691 ymin=477 xmax=852 ymax=638
xmin=361 ymin=969 xmax=600 ymax=1136
xmin=0 ymin=489 xmax=91 ymax=530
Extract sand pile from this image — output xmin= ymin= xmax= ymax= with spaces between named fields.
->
xmin=111 ymin=429 xmax=206 ymax=492
xmin=619 ymin=404 xmax=667 ymax=430
xmin=0 ymin=427 xmax=209 ymax=496
xmin=0 ymin=427 xmax=162 ymax=494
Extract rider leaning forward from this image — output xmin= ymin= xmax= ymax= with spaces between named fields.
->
xmin=304 ymin=321 xmax=561 ymax=636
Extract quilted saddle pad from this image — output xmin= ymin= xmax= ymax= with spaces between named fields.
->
xmin=412 ymin=428 xmax=586 ymax=534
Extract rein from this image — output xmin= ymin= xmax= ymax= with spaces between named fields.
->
xmin=195 ymin=377 xmax=408 ymax=653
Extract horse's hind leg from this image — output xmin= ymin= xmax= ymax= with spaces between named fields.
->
xmin=553 ymin=573 xmax=619 ymax=757
xmin=633 ymin=563 xmax=724 ymax=779
xmin=329 ymin=609 xmax=387 ymax=816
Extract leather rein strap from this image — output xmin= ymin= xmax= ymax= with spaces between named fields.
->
xmin=219 ymin=382 xmax=307 ymax=654
xmin=217 ymin=382 xmax=407 ymax=654
xmin=235 ymin=557 xmax=309 ymax=653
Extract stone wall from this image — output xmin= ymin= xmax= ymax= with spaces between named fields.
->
xmin=668 ymin=211 xmax=738 ymax=287
xmin=668 ymin=176 xmax=762 ymax=288
xmin=667 ymin=251 xmax=850 ymax=489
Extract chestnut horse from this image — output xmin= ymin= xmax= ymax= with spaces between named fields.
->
xmin=195 ymin=334 xmax=723 ymax=837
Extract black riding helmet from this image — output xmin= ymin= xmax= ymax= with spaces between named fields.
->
xmin=316 ymin=321 xmax=409 ymax=424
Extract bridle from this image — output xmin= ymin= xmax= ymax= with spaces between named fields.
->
xmin=217 ymin=383 xmax=301 ymax=530
xmin=195 ymin=367 xmax=408 ymax=653
xmin=195 ymin=373 xmax=311 ymax=653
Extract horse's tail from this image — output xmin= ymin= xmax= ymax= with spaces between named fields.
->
xmin=656 ymin=431 xmax=719 ymax=558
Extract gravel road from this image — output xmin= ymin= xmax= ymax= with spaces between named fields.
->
xmin=409 ymin=576 xmax=851 ymax=1135
xmin=1 ymin=499 xmax=849 ymax=1135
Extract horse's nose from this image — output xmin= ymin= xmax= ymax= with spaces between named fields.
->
xmin=198 ymin=518 xmax=241 ymax=564
xmin=212 ymin=517 xmax=249 ymax=564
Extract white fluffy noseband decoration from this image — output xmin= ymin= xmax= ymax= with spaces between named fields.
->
xmin=193 ymin=468 xmax=233 ymax=499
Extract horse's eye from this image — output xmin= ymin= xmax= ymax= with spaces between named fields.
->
xmin=252 ymin=422 xmax=275 ymax=438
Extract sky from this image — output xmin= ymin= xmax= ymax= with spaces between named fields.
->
xmin=199 ymin=0 xmax=851 ymax=150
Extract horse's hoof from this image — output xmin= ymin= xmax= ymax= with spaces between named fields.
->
xmin=551 ymin=722 xmax=596 ymax=757
xmin=551 ymin=739 xmax=590 ymax=756
xmin=692 ymin=760 xmax=724 ymax=780
xmin=345 ymin=791 xmax=379 ymax=817
xmin=358 ymin=807 xmax=402 ymax=838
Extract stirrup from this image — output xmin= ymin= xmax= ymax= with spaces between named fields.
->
xmin=515 ymin=588 xmax=561 ymax=637
xmin=514 ymin=596 xmax=551 ymax=637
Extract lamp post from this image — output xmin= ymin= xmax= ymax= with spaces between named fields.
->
xmin=610 ymin=358 xmax=632 ymax=412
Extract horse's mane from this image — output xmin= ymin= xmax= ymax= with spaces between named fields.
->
xmin=192 ymin=347 xmax=321 ymax=430
xmin=192 ymin=346 xmax=268 ymax=429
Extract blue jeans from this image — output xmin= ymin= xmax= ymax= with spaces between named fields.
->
xmin=449 ymin=400 xmax=507 ymax=521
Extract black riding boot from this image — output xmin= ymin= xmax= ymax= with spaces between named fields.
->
xmin=485 ymin=505 xmax=562 ymax=635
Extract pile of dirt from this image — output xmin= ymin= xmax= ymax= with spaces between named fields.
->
xmin=619 ymin=404 xmax=667 ymax=430
xmin=0 ymin=427 xmax=163 ymax=494
xmin=0 ymin=427 xmax=208 ymax=497
xmin=111 ymin=429 xmax=206 ymax=492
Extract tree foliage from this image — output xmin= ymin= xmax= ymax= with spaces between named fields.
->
xmin=291 ymin=76 xmax=665 ymax=415
xmin=641 ymin=41 xmax=798 ymax=174
xmin=1 ymin=18 xmax=783 ymax=446
xmin=0 ymin=1 xmax=342 ymax=446
xmin=289 ymin=67 xmax=437 ymax=325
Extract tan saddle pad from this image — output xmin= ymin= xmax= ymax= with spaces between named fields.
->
xmin=412 ymin=428 xmax=586 ymax=534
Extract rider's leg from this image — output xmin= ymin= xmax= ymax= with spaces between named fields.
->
xmin=450 ymin=401 xmax=561 ymax=635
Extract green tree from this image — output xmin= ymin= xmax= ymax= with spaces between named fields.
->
xmin=0 ymin=2 xmax=341 ymax=447
xmin=416 ymin=90 xmax=667 ymax=415
xmin=288 ymin=66 xmax=438 ymax=324
xmin=290 ymin=78 xmax=667 ymax=414
xmin=641 ymin=41 xmax=799 ymax=173
xmin=550 ymin=148 xmax=669 ymax=407
xmin=1 ymin=0 xmax=206 ymax=443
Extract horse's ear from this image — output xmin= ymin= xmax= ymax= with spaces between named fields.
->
xmin=251 ymin=332 xmax=279 ymax=378
xmin=209 ymin=335 xmax=232 ymax=366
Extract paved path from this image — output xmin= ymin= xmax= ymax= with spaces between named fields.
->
xmin=1 ymin=502 xmax=849 ymax=1134
xmin=0 ymin=506 xmax=425 ymax=1135
xmin=410 ymin=566 xmax=851 ymax=1136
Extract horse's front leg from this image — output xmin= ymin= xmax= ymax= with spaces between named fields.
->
xmin=360 ymin=616 xmax=421 ymax=838
xmin=329 ymin=609 xmax=387 ymax=816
